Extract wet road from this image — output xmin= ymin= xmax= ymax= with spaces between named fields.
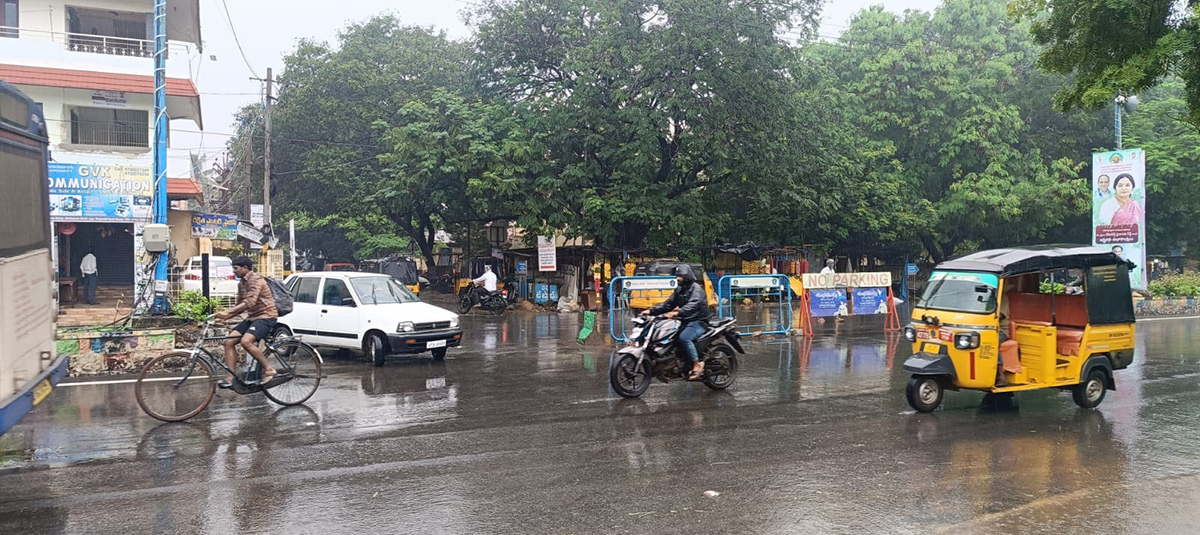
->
xmin=3 ymin=310 xmax=1200 ymax=534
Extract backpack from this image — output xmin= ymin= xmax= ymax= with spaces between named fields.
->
xmin=265 ymin=277 xmax=294 ymax=316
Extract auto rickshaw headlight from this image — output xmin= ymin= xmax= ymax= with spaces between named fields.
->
xmin=903 ymin=326 xmax=917 ymax=342
xmin=954 ymin=332 xmax=980 ymax=349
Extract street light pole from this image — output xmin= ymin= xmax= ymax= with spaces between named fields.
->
xmin=1114 ymin=92 xmax=1139 ymax=150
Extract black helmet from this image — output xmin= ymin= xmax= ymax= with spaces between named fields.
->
xmin=673 ymin=265 xmax=695 ymax=283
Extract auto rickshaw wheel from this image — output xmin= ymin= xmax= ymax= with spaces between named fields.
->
xmin=1072 ymin=368 xmax=1108 ymax=409
xmin=906 ymin=376 xmax=944 ymax=413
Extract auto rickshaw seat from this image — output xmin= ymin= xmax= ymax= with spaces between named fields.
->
xmin=1006 ymin=292 xmax=1088 ymax=356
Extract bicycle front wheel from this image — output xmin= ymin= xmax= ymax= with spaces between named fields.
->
xmin=263 ymin=340 xmax=322 ymax=406
xmin=135 ymin=351 xmax=217 ymax=422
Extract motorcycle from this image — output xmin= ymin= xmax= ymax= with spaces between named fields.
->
xmin=459 ymin=285 xmax=508 ymax=316
xmin=609 ymin=315 xmax=744 ymax=398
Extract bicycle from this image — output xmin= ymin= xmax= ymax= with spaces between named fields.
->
xmin=135 ymin=316 xmax=323 ymax=422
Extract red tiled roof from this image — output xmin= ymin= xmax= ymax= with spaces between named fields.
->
xmin=0 ymin=64 xmax=199 ymax=97
xmin=167 ymin=177 xmax=203 ymax=198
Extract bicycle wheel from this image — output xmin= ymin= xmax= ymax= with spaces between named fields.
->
xmin=262 ymin=340 xmax=322 ymax=406
xmin=135 ymin=351 xmax=217 ymax=422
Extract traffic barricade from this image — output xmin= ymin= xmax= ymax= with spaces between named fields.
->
xmin=717 ymin=274 xmax=793 ymax=337
xmin=607 ymin=276 xmax=678 ymax=342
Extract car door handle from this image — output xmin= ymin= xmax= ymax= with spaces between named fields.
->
xmin=321 ymin=309 xmax=328 ymax=313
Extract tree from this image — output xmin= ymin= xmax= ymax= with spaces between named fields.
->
xmin=1011 ymin=0 xmax=1200 ymax=132
xmin=468 ymin=0 xmax=828 ymax=249
xmin=814 ymin=0 xmax=1091 ymax=262
xmin=1124 ymin=79 xmax=1200 ymax=253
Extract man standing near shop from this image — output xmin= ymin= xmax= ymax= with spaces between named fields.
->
xmin=80 ymin=249 xmax=98 ymax=305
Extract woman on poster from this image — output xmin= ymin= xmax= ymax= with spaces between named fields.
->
xmin=1098 ymin=173 xmax=1144 ymax=226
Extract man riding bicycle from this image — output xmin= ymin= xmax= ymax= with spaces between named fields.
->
xmin=214 ymin=256 xmax=279 ymax=386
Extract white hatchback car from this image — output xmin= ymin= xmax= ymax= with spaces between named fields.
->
xmin=278 ymin=272 xmax=462 ymax=366
xmin=179 ymin=255 xmax=239 ymax=297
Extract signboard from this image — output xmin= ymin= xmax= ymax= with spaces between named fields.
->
xmin=48 ymin=163 xmax=153 ymax=222
xmin=852 ymin=287 xmax=889 ymax=315
xmin=491 ymin=248 xmax=504 ymax=259
xmin=622 ymin=278 xmax=678 ymax=291
xmin=91 ymin=90 xmax=128 ymax=108
xmin=906 ymin=263 xmax=919 ymax=276
xmin=191 ymin=213 xmax=238 ymax=240
xmin=729 ymin=276 xmax=784 ymax=289
xmin=537 ymin=235 xmax=557 ymax=272
xmin=809 ymin=289 xmax=848 ymax=317
xmin=516 ymin=261 xmax=528 ymax=275
xmin=802 ymin=271 xmax=892 ymax=290
xmin=250 ymin=204 xmax=265 ymax=249
xmin=237 ymin=221 xmax=264 ymax=244
xmin=1092 ymin=149 xmax=1147 ymax=289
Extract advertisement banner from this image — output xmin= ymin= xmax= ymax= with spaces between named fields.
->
xmin=48 ymin=163 xmax=153 ymax=222
xmin=191 ymin=213 xmax=238 ymax=240
xmin=1092 ymin=149 xmax=1147 ymax=289
xmin=809 ymin=289 xmax=848 ymax=317
xmin=537 ymin=235 xmax=557 ymax=272
xmin=852 ymin=287 xmax=889 ymax=315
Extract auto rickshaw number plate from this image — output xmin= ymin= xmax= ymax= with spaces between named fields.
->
xmin=917 ymin=329 xmax=931 ymax=340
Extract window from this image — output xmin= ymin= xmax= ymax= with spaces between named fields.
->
xmin=322 ymin=278 xmax=353 ymax=306
xmin=65 ymin=6 xmax=152 ymax=56
xmin=69 ymin=106 xmax=148 ymax=148
xmin=1 ymin=1 xmax=17 ymax=38
xmin=350 ymin=276 xmax=419 ymax=305
xmin=0 ymin=141 xmax=49 ymax=257
xmin=918 ymin=271 xmax=999 ymax=314
xmin=293 ymin=277 xmax=319 ymax=304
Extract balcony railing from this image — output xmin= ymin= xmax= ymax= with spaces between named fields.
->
xmin=72 ymin=121 xmax=150 ymax=149
xmin=0 ymin=26 xmax=192 ymax=58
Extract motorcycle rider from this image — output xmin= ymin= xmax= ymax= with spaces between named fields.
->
xmin=642 ymin=265 xmax=710 ymax=380
xmin=470 ymin=265 xmax=498 ymax=308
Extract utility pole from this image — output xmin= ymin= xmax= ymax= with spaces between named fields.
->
xmin=150 ymin=0 xmax=168 ymax=312
xmin=243 ymin=128 xmax=253 ymax=252
xmin=263 ymin=68 xmax=273 ymax=232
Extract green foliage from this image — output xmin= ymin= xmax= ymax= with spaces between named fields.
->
xmin=1148 ymin=271 xmax=1200 ymax=298
xmin=173 ymin=291 xmax=220 ymax=323
xmin=1011 ymin=0 xmax=1200 ymax=132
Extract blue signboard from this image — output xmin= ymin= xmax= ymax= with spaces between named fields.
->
xmin=516 ymin=261 xmax=528 ymax=275
xmin=852 ymin=287 xmax=889 ymax=315
xmin=906 ymin=263 xmax=919 ymax=275
xmin=48 ymin=162 xmax=153 ymax=222
xmin=809 ymin=289 xmax=847 ymax=317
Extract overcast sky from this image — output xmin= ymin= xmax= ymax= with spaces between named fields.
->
xmin=174 ymin=0 xmax=942 ymax=174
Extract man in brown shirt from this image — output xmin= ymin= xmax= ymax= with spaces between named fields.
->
xmin=214 ymin=256 xmax=279 ymax=386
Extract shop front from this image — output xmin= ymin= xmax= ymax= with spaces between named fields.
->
xmin=49 ymin=162 xmax=152 ymax=302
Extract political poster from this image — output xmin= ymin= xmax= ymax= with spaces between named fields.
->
xmin=809 ymin=289 xmax=848 ymax=317
xmin=1092 ymin=149 xmax=1147 ymax=289
xmin=852 ymin=287 xmax=889 ymax=315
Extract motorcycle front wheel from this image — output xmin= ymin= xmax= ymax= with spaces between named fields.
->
xmin=702 ymin=344 xmax=738 ymax=390
xmin=458 ymin=292 xmax=473 ymax=314
xmin=610 ymin=354 xmax=651 ymax=398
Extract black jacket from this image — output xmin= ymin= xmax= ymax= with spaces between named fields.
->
xmin=650 ymin=281 xmax=710 ymax=322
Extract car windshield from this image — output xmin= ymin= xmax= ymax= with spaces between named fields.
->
xmin=918 ymin=271 xmax=999 ymax=314
xmin=350 ymin=276 xmax=419 ymax=304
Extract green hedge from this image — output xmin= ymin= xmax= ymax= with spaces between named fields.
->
xmin=1148 ymin=272 xmax=1200 ymax=298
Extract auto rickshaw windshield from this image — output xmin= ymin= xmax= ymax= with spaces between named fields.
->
xmin=918 ymin=271 xmax=999 ymax=315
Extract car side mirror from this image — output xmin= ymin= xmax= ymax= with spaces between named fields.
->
xmin=341 ymin=297 xmax=357 ymax=307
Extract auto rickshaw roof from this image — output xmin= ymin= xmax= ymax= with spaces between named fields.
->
xmin=936 ymin=245 xmax=1135 ymax=277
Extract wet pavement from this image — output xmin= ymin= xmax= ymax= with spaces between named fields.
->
xmin=3 ymin=308 xmax=1200 ymax=534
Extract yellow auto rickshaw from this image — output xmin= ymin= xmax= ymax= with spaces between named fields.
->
xmin=902 ymin=246 xmax=1136 ymax=412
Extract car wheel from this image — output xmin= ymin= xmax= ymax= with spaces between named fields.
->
xmin=365 ymin=332 xmax=389 ymax=367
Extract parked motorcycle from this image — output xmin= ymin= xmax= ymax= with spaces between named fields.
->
xmin=609 ymin=315 xmax=744 ymax=398
xmin=459 ymin=285 xmax=508 ymax=316
xmin=433 ymin=274 xmax=455 ymax=294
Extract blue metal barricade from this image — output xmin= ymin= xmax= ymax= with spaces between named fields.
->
xmin=717 ymin=275 xmax=793 ymax=337
xmin=607 ymin=276 xmax=678 ymax=342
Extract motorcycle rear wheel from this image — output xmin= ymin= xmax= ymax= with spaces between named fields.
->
xmin=486 ymin=296 xmax=506 ymax=315
xmin=610 ymin=354 xmax=651 ymax=398
xmin=702 ymin=344 xmax=738 ymax=390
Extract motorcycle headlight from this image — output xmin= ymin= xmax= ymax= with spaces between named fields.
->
xmin=449 ymin=317 xmax=459 ymax=329
xmin=397 ymin=321 xmax=415 ymax=333
xmin=954 ymin=332 xmax=980 ymax=350
xmin=903 ymin=326 xmax=917 ymax=342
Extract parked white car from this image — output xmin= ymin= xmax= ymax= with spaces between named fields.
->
xmin=179 ymin=256 xmax=239 ymax=297
xmin=278 ymin=272 xmax=462 ymax=366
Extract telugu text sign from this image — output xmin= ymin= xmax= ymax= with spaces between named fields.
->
xmin=1092 ymin=148 xmax=1147 ymax=289
xmin=728 ymin=276 xmax=785 ymax=289
xmin=537 ymin=235 xmax=557 ymax=272
xmin=802 ymin=272 xmax=892 ymax=289
xmin=191 ymin=213 xmax=238 ymax=240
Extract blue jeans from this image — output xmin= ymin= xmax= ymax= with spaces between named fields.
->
xmin=81 ymin=273 xmax=98 ymax=304
xmin=678 ymin=321 xmax=706 ymax=364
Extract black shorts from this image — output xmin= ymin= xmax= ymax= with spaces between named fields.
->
xmin=233 ymin=318 xmax=278 ymax=341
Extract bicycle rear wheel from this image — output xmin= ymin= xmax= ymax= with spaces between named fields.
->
xmin=135 ymin=351 xmax=217 ymax=422
xmin=263 ymin=340 xmax=322 ymax=406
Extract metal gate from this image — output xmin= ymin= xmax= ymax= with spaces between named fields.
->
xmin=717 ymin=274 xmax=793 ymax=337
xmin=607 ymin=276 xmax=678 ymax=342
